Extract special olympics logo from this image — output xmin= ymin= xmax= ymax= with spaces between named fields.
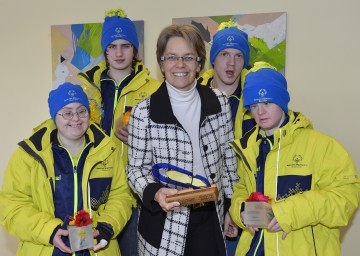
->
xmin=293 ymin=155 xmax=303 ymax=164
xmin=68 ymin=90 xmax=76 ymax=97
xmin=139 ymin=92 xmax=147 ymax=99
xmin=227 ymin=36 xmax=235 ymax=43
xmin=102 ymin=159 xmax=108 ymax=167
xmin=115 ymin=27 xmax=123 ymax=34
xmin=258 ymin=89 xmax=267 ymax=97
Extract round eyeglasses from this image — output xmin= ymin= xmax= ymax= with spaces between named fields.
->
xmin=57 ymin=108 xmax=89 ymax=120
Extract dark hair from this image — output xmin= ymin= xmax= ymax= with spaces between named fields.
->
xmin=156 ymin=24 xmax=206 ymax=74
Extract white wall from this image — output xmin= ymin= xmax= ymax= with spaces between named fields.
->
xmin=0 ymin=0 xmax=359 ymax=255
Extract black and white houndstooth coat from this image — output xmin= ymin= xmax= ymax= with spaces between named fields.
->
xmin=127 ymin=82 xmax=238 ymax=256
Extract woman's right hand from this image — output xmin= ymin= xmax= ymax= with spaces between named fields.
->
xmin=154 ymin=187 xmax=180 ymax=212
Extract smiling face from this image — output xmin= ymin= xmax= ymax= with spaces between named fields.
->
xmin=105 ymin=39 xmax=134 ymax=73
xmin=160 ymin=37 xmax=201 ymax=91
xmin=55 ymin=102 xmax=89 ymax=143
xmin=213 ymin=48 xmax=244 ymax=87
xmin=250 ymin=102 xmax=286 ymax=136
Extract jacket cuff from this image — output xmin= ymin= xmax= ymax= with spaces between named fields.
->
xmin=49 ymin=225 xmax=61 ymax=244
xmin=224 ymin=197 xmax=231 ymax=214
xmin=96 ymin=222 xmax=114 ymax=243
xmin=142 ymin=183 xmax=163 ymax=212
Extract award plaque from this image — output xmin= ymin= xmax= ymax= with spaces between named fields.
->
xmin=243 ymin=201 xmax=274 ymax=228
xmin=165 ymin=184 xmax=219 ymax=206
xmin=68 ymin=224 xmax=94 ymax=252
xmin=67 ymin=210 xmax=93 ymax=252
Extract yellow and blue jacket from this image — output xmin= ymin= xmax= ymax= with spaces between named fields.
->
xmin=198 ymin=68 xmax=255 ymax=139
xmin=78 ymin=61 xmax=161 ymax=164
xmin=0 ymin=119 xmax=132 ymax=256
xmin=229 ymin=110 xmax=360 ymax=256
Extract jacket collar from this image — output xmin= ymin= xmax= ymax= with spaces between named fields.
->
xmin=235 ymin=110 xmax=312 ymax=152
xmin=21 ymin=119 xmax=106 ymax=153
xmin=150 ymin=81 xmax=221 ymax=124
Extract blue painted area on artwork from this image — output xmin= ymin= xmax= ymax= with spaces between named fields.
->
xmin=70 ymin=24 xmax=91 ymax=70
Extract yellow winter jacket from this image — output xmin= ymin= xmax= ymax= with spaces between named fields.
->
xmin=229 ymin=111 xmax=360 ymax=256
xmin=78 ymin=61 xmax=161 ymax=207
xmin=198 ymin=68 xmax=254 ymax=139
xmin=0 ymin=119 xmax=133 ymax=256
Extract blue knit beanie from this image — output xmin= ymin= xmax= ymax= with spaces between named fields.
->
xmin=243 ymin=62 xmax=290 ymax=113
xmin=101 ymin=8 xmax=139 ymax=53
xmin=48 ymin=83 xmax=90 ymax=121
xmin=210 ymin=21 xmax=250 ymax=68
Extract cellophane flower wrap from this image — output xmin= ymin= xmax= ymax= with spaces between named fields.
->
xmin=246 ymin=192 xmax=271 ymax=203
xmin=69 ymin=209 xmax=93 ymax=227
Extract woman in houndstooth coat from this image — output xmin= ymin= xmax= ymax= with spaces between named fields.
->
xmin=126 ymin=24 xmax=238 ymax=256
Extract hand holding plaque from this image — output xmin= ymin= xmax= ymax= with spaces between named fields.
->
xmin=165 ymin=184 xmax=219 ymax=206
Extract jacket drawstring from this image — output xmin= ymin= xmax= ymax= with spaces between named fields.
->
xmin=275 ymin=128 xmax=282 ymax=256
xmin=120 ymin=94 xmax=127 ymax=157
xmin=88 ymin=182 xmax=92 ymax=218
xmin=88 ymin=182 xmax=99 ymax=256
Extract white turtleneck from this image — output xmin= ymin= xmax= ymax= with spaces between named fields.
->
xmin=165 ymin=80 xmax=206 ymax=180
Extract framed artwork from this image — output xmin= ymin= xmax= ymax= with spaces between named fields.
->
xmin=173 ymin=12 xmax=286 ymax=74
xmin=51 ymin=21 xmax=144 ymax=88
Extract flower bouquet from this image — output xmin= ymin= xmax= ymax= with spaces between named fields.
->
xmin=67 ymin=210 xmax=94 ymax=252
xmin=243 ymin=192 xmax=274 ymax=228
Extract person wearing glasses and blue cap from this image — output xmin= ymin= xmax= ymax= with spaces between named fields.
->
xmin=0 ymin=82 xmax=132 ymax=256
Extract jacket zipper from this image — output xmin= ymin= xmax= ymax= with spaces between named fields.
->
xmin=73 ymin=165 xmax=78 ymax=216
xmin=253 ymin=229 xmax=264 ymax=256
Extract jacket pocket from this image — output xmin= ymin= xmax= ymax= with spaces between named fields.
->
xmin=276 ymin=174 xmax=312 ymax=200
xmin=88 ymin=177 xmax=112 ymax=211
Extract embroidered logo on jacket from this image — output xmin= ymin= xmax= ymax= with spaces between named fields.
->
xmin=287 ymin=154 xmax=308 ymax=168
xmin=277 ymin=183 xmax=305 ymax=200
xmin=90 ymin=185 xmax=110 ymax=210
xmin=277 ymin=176 xmax=312 ymax=200
xmin=96 ymin=160 xmax=113 ymax=171
xmin=135 ymin=92 xmax=148 ymax=101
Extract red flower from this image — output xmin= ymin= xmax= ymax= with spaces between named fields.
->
xmin=246 ymin=192 xmax=271 ymax=203
xmin=69 ymin=210 xmax=92 ymax=227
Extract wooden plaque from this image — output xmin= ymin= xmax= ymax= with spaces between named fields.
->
xmin=165 ymin=184 xmax=219 ymax=206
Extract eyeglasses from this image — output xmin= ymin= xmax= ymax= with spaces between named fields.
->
xmin=160 ymin=55 xmax=201 ymax=63
xmin=57 ymin=108 xmax=89 ymax=120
